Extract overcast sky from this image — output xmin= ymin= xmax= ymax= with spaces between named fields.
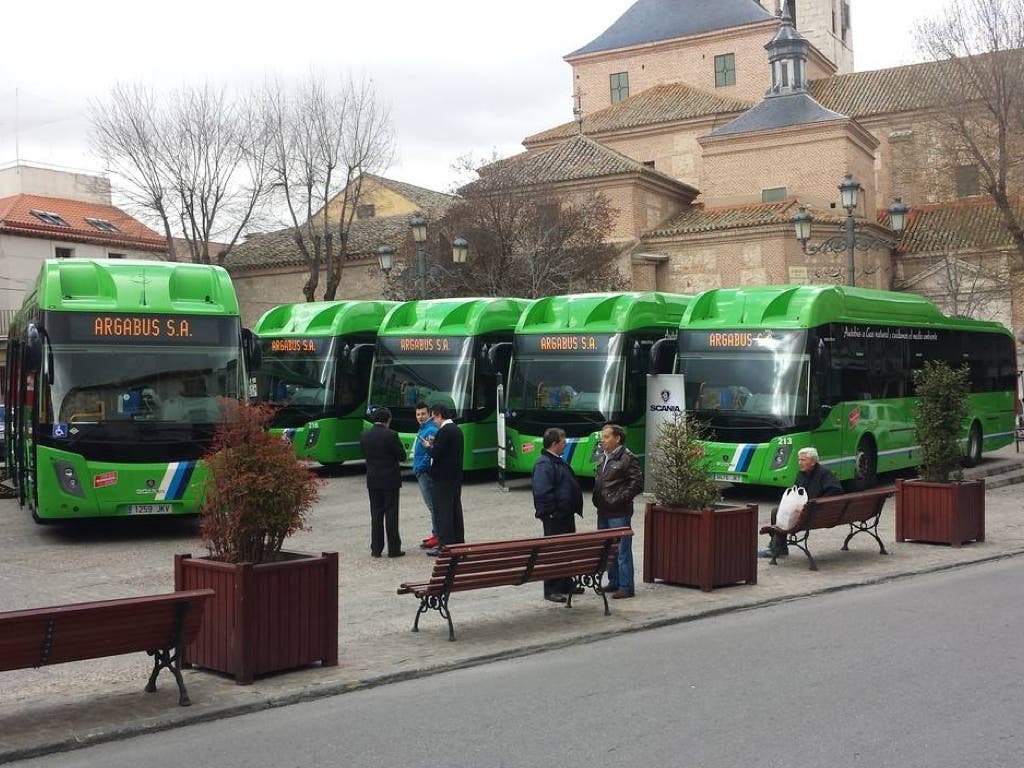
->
xmin=0 ymin=0 xmax=940 ymax=201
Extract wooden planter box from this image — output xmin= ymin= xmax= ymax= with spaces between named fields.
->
xmin=174 ymin=550 xmax=338 ymax=684
xmin=643 ymin=502 xmax=758 ymax=592
xmin=895 ymin=478 xmax=985 ymax=547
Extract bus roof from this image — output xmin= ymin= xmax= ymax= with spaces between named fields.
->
xmin=378 ymin=297 xmax=530 ymax=337
xmin=682 ymin=284 xmax=1012 ymax=336
xmin=31 ymin=258 xmax=239 ymax=315
xmin=516 ymin=292 xmax=692 ymax=335
xmin=253 ymin=300 xmax=398 ymax=337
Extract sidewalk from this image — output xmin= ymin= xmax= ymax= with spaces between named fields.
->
xmin=2 ymin=447 xmax=1024 ymax=763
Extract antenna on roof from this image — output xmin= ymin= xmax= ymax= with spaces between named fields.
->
xmin=573 ymin=87 xmax=584 ymax=135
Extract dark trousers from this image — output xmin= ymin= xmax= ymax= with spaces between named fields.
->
xmin=369 ymin=487 xmax=401 ymax=556
xmin=432 ymin=480 xmax=465 ymax=546
xmin=542 ymin=515 xmax=576 ymax=596
xmin=766 ymin=505 xmax=788 ymax=554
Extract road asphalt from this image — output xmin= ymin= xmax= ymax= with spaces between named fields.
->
xmin=2 ymin=445 xmax=1023 ymax=764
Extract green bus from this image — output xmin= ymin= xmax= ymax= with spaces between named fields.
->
xmin=669 ymin=284 xmax=1018 ymax=489
xmin=504 ymin=292 xmax=692 ymax=476
xmin=251 ymin=300 xmax=397 ymax=468
xmin=366 ymin=297 xmax=529 ymax=470
xmin=4 ymin=259 xmax=255 ymax=522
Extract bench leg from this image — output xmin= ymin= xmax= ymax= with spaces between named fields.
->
xmin=146 ymin=647 xmax=191 ymax=706
xmin=788 ymin=532 xmax=817 ymax=571
xmin=412 ymin=594 xmax=457 ymax=641
xmin=843 ymin=518 xmax=888 ymax=555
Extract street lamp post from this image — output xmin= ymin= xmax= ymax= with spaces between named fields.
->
xmin=376 ymin=215 xmax=469 ymax=299
xmin=793 ymin=173 xmax=910 ymax=287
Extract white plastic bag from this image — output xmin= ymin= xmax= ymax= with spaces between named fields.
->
xmin=776 ymin=486 xmax=808 ymax=530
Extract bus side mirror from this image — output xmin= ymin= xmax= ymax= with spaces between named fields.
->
xmin=487 ymin=342 xmax=513 ymax=379
xmin=650 ymin=338 xmax=678 ymax=374
xmin=25 ymin=324 xmax=43 ymax=370
xmin=349 ymin=343 xmax=375 ymax=377
xmin=242 ymin=328 xmax=261 ymax=372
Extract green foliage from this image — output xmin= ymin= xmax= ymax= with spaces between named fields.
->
xmin=649 ymin=412 xmax=721 ymax=509
xmin=913 ymin=360 xmax=969 ymax=483
xmin=200 ymin=400 xmax=321 ymax=563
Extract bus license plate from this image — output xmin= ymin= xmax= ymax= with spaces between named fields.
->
xmin=129 ymin=503 xmax=174 ymax=515
xmin=712 ymin=473 xmax=745 ymax=483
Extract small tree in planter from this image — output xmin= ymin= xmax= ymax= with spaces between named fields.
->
xmin=175 ymin=400 xmax=338 ymax=684
xmin=896 ymin=361 xmax=985 ymax=547
xmin=643 ymin=412 xmax=758 ymax=591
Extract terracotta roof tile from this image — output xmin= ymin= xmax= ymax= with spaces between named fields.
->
xmin=362 ymin=174 xmax=456 ymax=214
xmin=892 ymin=197 xmax=1024 ymax=254
xmin=644 ymin=198 xmax=846 ymax=237
xmin=525 ymin=83 xmax=752 ymax=145
xmin=0 ymin=194 xmax=165 ymax=251
xmin=471 ymin=135 xmax=698 ymax=194
xmin=809 ymin=49 xmax=1024 ymax=119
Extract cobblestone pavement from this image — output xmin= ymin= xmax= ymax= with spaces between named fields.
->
xmin=2 ymin=448 xmax=1024 ymax=763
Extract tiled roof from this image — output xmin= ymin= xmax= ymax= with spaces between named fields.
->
xmin=644 ymin=198 xmax=846 ymax=237
xmin=471 ymin=135 xmax=698 ymax=194
xmin=894 ymin=197 xmax=1024 ymax=254
xmin=809 ymin=49 xmax=1024 ymax=119
xmin=225 ymin=214 xmax=412 ymax=272
xmin=570 ymin=0 xmax=774 ymax=57
xmin=362 ymin=174 xmax=456 ymax=215
xmin=524 ymin=83 xmax=752 ymax=146
xmin=708 ymin=92 xmax=847 ymax=136
xmin=0 ymin=194 xmax=165 ymax=251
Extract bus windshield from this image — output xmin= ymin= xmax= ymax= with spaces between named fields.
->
xmin=43 ymin=342 xmax=241 ymax=427
xmin=254 ymin=337 xmax=338 ymax=426
xmin=369 ymin=336 xmax=474 ymax=416
xmin=508 ymin=333 xmax=625 ymax=418
xmin=677 ymin=330 xmax=810 ymax=424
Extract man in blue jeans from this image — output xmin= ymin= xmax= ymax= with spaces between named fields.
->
xmin=413 ymin=401 xmax=439 ymax=550
xmin=592 ymin=423 xmax=643 ymax=599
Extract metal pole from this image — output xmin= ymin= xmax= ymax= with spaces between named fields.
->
xmin=417 ymin=244 xmax=427 ymax=299
xmin=845 ymin=209 xmax=857 ymax=287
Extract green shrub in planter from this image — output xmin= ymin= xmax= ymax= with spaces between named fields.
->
xmin=648 ymin=411 xmax=721 ymax=509
xmin=912 ymin=360 xmax=969 ymax=483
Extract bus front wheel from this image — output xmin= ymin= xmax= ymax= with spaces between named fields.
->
xmin=963 ymin=422 xmax=983 ymax=467
xmin=849 ymin=438 xmax=877 ymax=491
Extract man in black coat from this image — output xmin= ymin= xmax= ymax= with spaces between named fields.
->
xmin=426 ymin=403 xmax=464 ymax=554
xmin=359 ymin=407 xmax=407 ymax=558
xmin=759 ymin=446 xmax=843 ymax=558
xmin=532 ymin=427 xmax=584 ymax=603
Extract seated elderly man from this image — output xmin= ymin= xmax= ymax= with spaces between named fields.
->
xmin=759 ymin=447 xmax=843 ymax=558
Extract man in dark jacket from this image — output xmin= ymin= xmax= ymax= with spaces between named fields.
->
xmin=532 ymin=427 xmax=584 ymax=603
xmin=592 ymin=423 xmax=643 ymax=599
xmin=759 ymin=446 xmax=843 ymax=558
xmin=359 ymin=407 xmax=407 ymax=558
xmin=426 ymin=403 xmax=464 ymax=554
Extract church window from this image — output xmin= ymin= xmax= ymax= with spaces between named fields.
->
xmin=356 ymin=203 xmax=376 ymax=219
xmin=841 ymin=2 xmax=851 ymax=41
xmin=610 ymin=72 xmax=629 ymax=104
xmin=955 ymin=164 xmax=981 ymax=198
xmin=715 ymin=54 xmax=736 ymax=87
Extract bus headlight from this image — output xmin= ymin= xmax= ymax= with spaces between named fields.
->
xmin=54 ymin=461 xmax=85 ymax=497
xmin=305 ymin=428 xmax=320 ymax=448
xmin=770 ymin=444 xmax=793 ymax=470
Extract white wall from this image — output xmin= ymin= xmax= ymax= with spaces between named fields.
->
xmin=0 ymin=166 xmax=111 ymax=205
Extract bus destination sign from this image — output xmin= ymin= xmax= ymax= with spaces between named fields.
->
xmin=49 ymin=313 xmax=235 ymax=346
xmin=268 ymin=338 xmax=319 ymax=353
xmin=397 ymin=337 xmax=452 ymax=353
xmin=518 ymin=334 xmax=610 ymax=355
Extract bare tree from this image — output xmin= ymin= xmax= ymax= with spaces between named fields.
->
xmin=389 ymin=154 xmax=622 ymax=300
xmin=932 ymin=254 xmax=1009 ymax=319
xmin=89 ymin=83 xmax=271 ymax=264
xmin=262 ymin=74 xmax=394 ymax=301
xmin=915 ymin=0 xmax=1024 ymax=265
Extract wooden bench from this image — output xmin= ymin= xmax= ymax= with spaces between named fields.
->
xmin=0 ymin=589 xmax=214 ymax=706
xmin=397 ymin=527 xmax=631 ymax=641
xmin=759 ymin=487 xmax=896 ymax=571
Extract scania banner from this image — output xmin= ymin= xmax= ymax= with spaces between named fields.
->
xmin=644 ymin=374 xmax=686 ymax=493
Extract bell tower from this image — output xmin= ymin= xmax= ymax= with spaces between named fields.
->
xmin=774 ymin=0 xmax=854 ymax=74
